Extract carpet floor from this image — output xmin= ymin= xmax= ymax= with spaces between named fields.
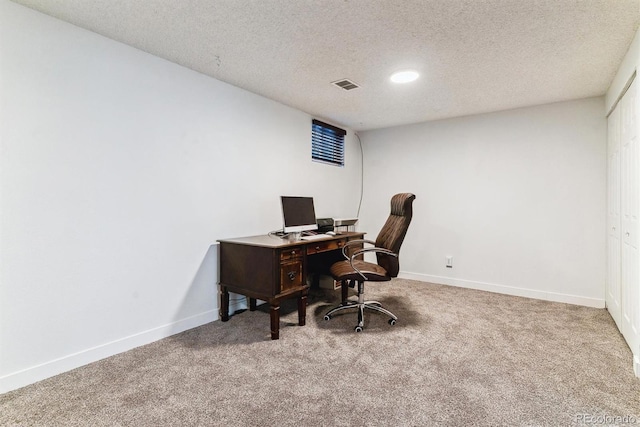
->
xmin=1 ymin=279 xmax=639 ymax=426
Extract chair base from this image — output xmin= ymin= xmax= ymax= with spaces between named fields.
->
xmin=323 ymin=281 xmax=397 ymax=332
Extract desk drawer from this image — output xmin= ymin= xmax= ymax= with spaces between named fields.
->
xmin=280 ymin=260 xmax=303 ymax=291
xmin=306 ymin=238 xmax=346 ymax=255
xmin=280 ymin=248 xmax=303 ymax=261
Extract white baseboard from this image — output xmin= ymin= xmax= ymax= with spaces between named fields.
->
xmin=0 ymin=310 xmax=217 ymax=394
xmin=398 ymin=271 xmax=605 ymax=309
xmin=634 ymin=353 xmax=640 ymax=378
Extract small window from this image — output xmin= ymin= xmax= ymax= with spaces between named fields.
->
xmin=312 ymin=119 xmax=345 ymax=167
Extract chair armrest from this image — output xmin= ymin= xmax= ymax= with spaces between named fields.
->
xmin=341 ymin=239 xmax=376 ymax=259
xmin=351 ymin=247 xmax=397 ymax=259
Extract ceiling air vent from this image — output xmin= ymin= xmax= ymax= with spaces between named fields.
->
xmin=332 ymin=79 xmax=360 ymax=90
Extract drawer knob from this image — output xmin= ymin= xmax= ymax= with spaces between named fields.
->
xmin=287 ymin=271 xmax=296 ymax=281
xmin=316 ymin=246 xmax=320 ymax=251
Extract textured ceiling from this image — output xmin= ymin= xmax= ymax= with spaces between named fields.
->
xmin=10 ymin=0 xmax=640 ymax=131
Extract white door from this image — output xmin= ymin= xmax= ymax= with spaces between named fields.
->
xmin=620 ymin=77 xmax=640 ymax=368
xmin=607 ymin=103 xmax=622 ymax=328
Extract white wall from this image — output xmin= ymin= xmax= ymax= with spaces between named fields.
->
xmin=0 ymin=1 xmax=362 ymax=392
xmin=358 ymin=98 xmax=606 ymax=307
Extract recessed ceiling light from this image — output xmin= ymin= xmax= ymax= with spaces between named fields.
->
xmin=390 ymin=70 xmax=419 ymax=83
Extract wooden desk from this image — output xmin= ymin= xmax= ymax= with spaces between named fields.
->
xmin=218 ymin=231 xmax=365 ymax=339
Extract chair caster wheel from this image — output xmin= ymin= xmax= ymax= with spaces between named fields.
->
xmin=324 ymin=315 xmax=331 ymax=321
xmin=355 ymin=326 xmax=363 ymax=332
xmin=389 ymin=319 xmax=396 ymax=326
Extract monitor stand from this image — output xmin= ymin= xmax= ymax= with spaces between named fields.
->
xmin=288 ymin=232 xmax=302 ymax=242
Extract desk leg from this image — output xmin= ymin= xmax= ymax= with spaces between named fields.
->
xmin=270 ymin=303 xmax=280 ymax=340
xmin=249 ymin=298 xmax=257 ymax=311
xmin=298 ymin=291 xmax=307 ymax=326
xmin=220 ymin=285 xmax=230 ymax=322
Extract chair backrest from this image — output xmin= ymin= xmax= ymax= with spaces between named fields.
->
xmin=374 ymin=193 xmax=416 ymax=277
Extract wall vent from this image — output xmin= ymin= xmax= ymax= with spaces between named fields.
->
xmin=332 ymin=79 xmax=360 ymax=90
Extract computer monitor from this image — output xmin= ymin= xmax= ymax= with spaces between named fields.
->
xmin=281 ymin=196 xmax=318 ymax=233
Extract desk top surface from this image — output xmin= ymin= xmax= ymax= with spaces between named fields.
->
xmin=218 ymin=231 xmax=364 ymax=248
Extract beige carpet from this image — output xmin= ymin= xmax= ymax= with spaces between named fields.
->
xmin=1 ymin=279 xmax=639 ymax=426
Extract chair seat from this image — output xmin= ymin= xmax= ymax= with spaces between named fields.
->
xmin=330 ymin=259 xmax=391 ymax=282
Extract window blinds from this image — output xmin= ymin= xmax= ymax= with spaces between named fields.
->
xmin=312 ymin=119 xmax=346 ymax=166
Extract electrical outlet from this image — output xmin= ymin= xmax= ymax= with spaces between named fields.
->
xmin=446 ymin=256 xmax=453 ymax=268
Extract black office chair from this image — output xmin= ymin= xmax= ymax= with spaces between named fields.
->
xmin=324 ymin=193 xmax=416 ymax=332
